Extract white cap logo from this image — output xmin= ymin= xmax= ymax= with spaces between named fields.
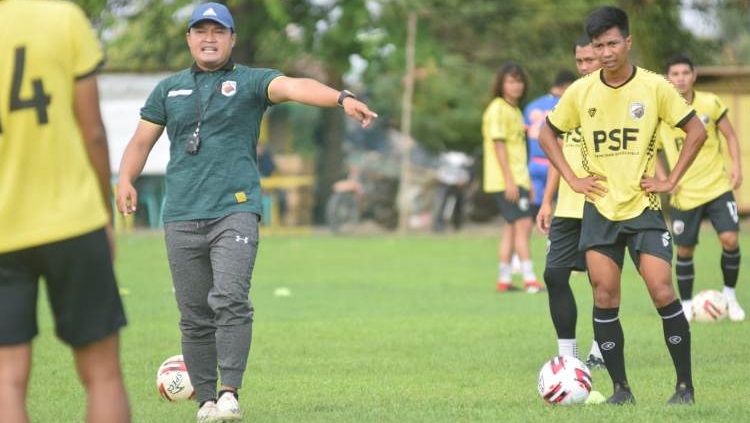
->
xmin=203 ymin=7 xmax=218 ymax=17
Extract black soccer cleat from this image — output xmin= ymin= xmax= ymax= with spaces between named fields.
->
xmin=667 ymin=382 xmax=695 ymax=405
xmin=585 ymin=354 xmax=606 ymax=370
xmin=606 ymin=382 xmax=636 ymax=405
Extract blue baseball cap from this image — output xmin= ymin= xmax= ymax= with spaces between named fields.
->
xmin=188 ymin=2 xmax=234 ymax=30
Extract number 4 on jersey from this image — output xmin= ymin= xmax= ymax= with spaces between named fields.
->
xmin=0 ymin=46 xmax=52 ymax=134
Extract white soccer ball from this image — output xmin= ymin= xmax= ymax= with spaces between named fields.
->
xmin=156 ymin=354 xmax=195 ymax=401
xmin=538 ymin=355 xmax=592 ymax=405
xmin=692 ymin=289 xmax=728 ymax=322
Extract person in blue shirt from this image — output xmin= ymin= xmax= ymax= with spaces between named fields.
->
xmin=523 ymin=70 xmax=577 ymax=218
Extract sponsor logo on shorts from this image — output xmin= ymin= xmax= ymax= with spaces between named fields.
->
xmin=600 ymin=341 xmax=616 ymax=351
xmin=546 ymin=239 xmax=551 ymax=254
xmin=519 ymin=197 xmax=529 ymax=212
xmin=236 ymin=235 xmax=249 ymax=244
xmin=662 ymin=231 xmax=671 ymax=248
xmin=672 ymin=220 xmax=685 ymax=235
xmin=668 ymin=335 xmax=682 ymax=345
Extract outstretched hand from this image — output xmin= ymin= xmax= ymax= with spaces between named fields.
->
xmin=342 ymin=98 xmax=378 ymax=128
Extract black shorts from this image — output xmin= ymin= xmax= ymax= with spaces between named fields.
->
xmin=494 ymin=188 xmax=533 ymax=223
xmin=670 ymin=191 xmax=740 ymax=246
xmin=0 ymin=228 xmax=127 ymax=347
xmin=546 ymin=217 xmax=586 ymax=271
xmin=579 ymin=203 xmax=672 ymax=269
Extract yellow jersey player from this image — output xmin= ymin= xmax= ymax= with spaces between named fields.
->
xmin=657 ymin=54 xmax=744 ymax=322
xmin=535 ymin=34 xmax=605 ymax=370
xmin=0 ymin=1 xmax=130 ymax=422
xmin=482 ymin=62 xmax=542 ymax=294
xmin=539 ymin=6 xmax=707 ymax=405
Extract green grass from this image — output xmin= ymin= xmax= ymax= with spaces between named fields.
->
xmin=27 ymin=228 xmax=750 ymax=422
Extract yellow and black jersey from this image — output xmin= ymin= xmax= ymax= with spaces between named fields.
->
xmin=554 ymin=128 xmax=587 ymax=219
xmin=0 ymin=0 xmax=107 ymax=253
xmin=547 ymin=67 xmax=694 ymax=221
xmin=482 ymin=97 xmax=530 ymax=192
xmin=657 ymin=91 xmax=731 ymax=210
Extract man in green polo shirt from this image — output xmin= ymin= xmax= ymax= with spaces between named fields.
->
xmin=116 ymin=3 xmax=377 ymax=422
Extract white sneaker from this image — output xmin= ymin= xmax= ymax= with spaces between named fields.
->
xmin=728 ymin=299 xmax=746 ymax=322
xmin=216 ymin=391 xmax=242 ymax=421
xmin=682 ymin=301 xmax=693 ymax=322
xmin=197 ymin=400 xmax=219 ymax=423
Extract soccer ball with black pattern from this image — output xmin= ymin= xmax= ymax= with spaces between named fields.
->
xmin=156 ymin=354 xmax=195 ymax=401
xmin=538 ymin=355 xmax=592 ymax=405
xmin=692 ymin=289 xmax=728 ymax=322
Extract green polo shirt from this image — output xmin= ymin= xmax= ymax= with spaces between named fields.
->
xmin=141 ymin=61 xmax=282 ymax=222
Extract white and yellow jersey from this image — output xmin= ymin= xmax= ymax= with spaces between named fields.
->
xmin=0 ymin=0 xmax=107 ymax=252
xmin=547 ymin=67 xmax=694 ymax=221
xmin=482 ymin=97 xmax=530 ymax=192
xmin=657 ymin=91 xmax=731 ymax=210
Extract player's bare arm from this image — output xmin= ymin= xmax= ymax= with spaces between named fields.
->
xmin=718 ymin=117 xmax=742 ymax=189
xmin=493 ymin=139 xmax=519 ymax=202
xmin=116 ymin=121 xmax=165 ymax=215
xmin=536 ymin=139 xmax=563 ymax=233
xmin=539 ymin=122 xmax=606 ymax=201
xmin=268 ymin=76 xmax=378 ymax=128
xmin=75 ymin=75 xmax=111 ymax=219
xmin=75 ymin=75 xmax=116 ymax=257
xmin=641 ymin=115 xmax=706 ymax=193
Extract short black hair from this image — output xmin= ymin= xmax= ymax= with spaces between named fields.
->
xmin=664 ymin=54 xmax=695 ymax=73
xmin=585 ymin=6 xmax=629 ymax=39
xmin=553 ymin=70 xmax=577 ymax=87
xmin=491 ymin=61 xmax=528 ymax=99
xmin=574 ymin=33 xmax=591 ymax=54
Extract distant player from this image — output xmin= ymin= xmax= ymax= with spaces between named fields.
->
xmin=0 ymin=1 xmax=130 ymax=422
xmin=536 ymin=34 xmax=605 ymax=369
xmin=539 ymin=6 xmax=707 ymax=404
xmin=482 ymin=62 xmax=542 ymax=293
xmin=525 ymin=69 xmax=577 ymax=218
xmin=656 ymin=54 xmax=745 ymax=322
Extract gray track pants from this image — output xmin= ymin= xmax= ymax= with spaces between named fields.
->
xmin=164 ymin=212 xmax=259 ymax=403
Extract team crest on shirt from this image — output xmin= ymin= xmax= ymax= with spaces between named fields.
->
xmin=672 ymin=220 xmax=685 ymax=235
xmin=588 ymin=108 xmax=597 ymax=117
xmin=630 ymin=102 xmax=645 ymax=119
xmin=221 ymin=81 xmax=237 ymax=97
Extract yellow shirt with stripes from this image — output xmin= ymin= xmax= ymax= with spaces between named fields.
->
xmin=547 ymin=67 xmax=694 ymax=221
xmin=482 ymin=97 xmax=530 ymax=192
xmin=554 ymin=128 xmax=587 ymax=219
xmin=657 ymin=90 xmax=731 ymax=210
xmin=0 ymin=0 xmax=107 ymax=253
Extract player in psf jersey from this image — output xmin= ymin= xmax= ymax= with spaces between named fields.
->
xmin=656 ymin=54 xmax=745 ymax=322
xmin=539 ymin=6 xmax=707 ymax=405
xmin=536 ymin=34 xmax=605 ymax=369
xmin=482 ymin=62 xmax=543 ymax=293
xmin=0 ymin=1 xmax=130 ymax=422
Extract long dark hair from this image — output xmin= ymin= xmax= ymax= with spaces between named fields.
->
xmin=491 ymin=61 xmax=528 ymax=100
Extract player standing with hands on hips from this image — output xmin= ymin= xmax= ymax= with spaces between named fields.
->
xmin=656 ymin=54 xmax=745 ymax=322
xmin=539 ymin=6 xmax=707 ymax=405
xmin=536 ymin=34 xmax=606 ymax=369
xmin=116 ymin=3 xmax=377 ymax=422
xmin=0 ymin=1 xmax=130 ymax=422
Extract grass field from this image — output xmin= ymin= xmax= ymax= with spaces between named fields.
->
xmin=27 ymin=227 xmax=750 ymax=422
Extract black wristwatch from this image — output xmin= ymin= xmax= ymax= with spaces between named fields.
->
xmin=337 ymin=89 xmax=356 ymax=107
